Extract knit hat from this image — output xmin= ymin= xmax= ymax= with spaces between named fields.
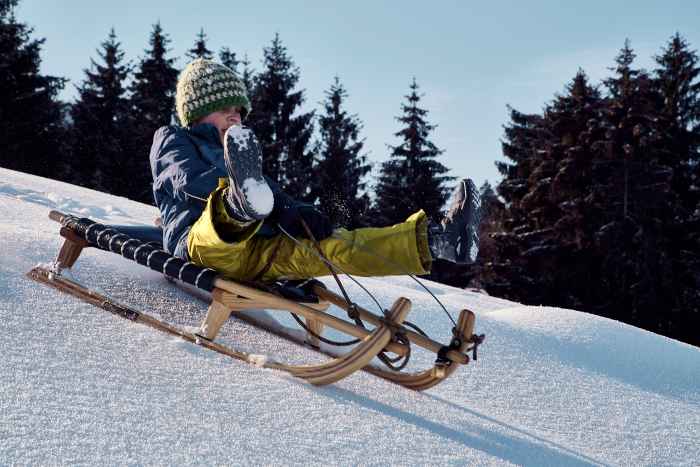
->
xmin=176 ymin=58 xmax=252 ymax=127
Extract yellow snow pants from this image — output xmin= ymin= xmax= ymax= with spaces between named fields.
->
xmin=187 ymin=181 xmax=432 ymax=282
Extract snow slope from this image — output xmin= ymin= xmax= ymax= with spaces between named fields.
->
xmin=1 ymin=167 xmax=699 ymax=466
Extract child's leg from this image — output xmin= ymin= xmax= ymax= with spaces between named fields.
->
xmin=261 ymin=211 xmax=431 ymax=281
xmin=187 ymin=185 xmax=432 ymax=281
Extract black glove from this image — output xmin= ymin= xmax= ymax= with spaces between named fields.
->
xmin=263 ymin=178 xmax=333 ymax=241
xmin=277 ymin=204 xmax=334 ymax=241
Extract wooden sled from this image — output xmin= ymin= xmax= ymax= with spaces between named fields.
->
xmin=27 ymin=210 xmax=484 ymax=389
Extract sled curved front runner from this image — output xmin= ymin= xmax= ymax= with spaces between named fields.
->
xmin=27 ymin=210 xmax=484 ymax=389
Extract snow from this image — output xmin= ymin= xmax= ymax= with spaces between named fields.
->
xmin=225 ymin=125 xmax=274 ymax=216
xmin=227 ymin=125 xmax=253 ymax=151
xmin=242 ymin=177 xmax=273 ymax=216
xmin=1 ymin=167 xmax=699 ymax=465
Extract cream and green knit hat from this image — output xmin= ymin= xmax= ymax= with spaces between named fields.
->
xmin=176 ymin=58 xmax=252 ymax=127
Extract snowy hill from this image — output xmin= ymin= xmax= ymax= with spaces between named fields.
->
xmin=1 ymin=167 xmax=699 ymax=466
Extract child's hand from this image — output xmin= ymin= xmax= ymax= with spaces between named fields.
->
xmin=275 ymin=205 xmax=334 ymax=241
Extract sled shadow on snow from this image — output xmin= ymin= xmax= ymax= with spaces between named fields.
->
xmin=314 ymin=384 xmax=607 ymax=466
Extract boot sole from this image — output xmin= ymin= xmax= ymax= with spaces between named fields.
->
xmin=223 ymin=127 xmax=272 ymax=219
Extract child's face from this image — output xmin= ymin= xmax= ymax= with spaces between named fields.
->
xmin=198 ymin=106 xmax=243 ymax=142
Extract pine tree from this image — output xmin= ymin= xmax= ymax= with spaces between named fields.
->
xmin=315 ymin=77 xmax=371 ymax=228
xmin=0 ymin=0 xmax=67 ymax=177
xmin=247 ymin=34 xmax=315 ymax=201
xmin=485 ymin=71 xmax=605 ymax=306
xmin=128 ymin=22 xmax=179 ymax=203
xmin=69 ymin=28 xmax=131 ymax=194
xmin=653 ymin=33 xmax=700 ymax=215
xmin=131 ymin=22 xmax=178 ymax=130
xmin=651 ymin=34 xmax=700 ymax=343
xmin=373 ymin=78 xmax=453 ymax=226
xmin=239 ymin=53 xmax=255 ymax=97
xmin=219 ymin=47 xmax=239 ymax=72
xmin=483 ymin=39 xmax=700 ymax=346
xmin=186 ymin=28 xmax=213 ymax=60
xmin=591 ymin=40 xmax=679 ymax=329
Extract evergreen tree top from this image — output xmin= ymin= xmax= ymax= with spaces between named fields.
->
xmin=143 ymin=22 xmax=172 ymax=64
xmin=187 ymin=28 xmax=213 ymax=60
xmin=654 ymin=33 xmax=700 ymax=127
xmin=391 ymin=78 xmax=443 ymax=160
xmin=316 ymin=76 xmax=371 ymax=227
xmin=133 ymin=22 xmax=177 ymax=79
xmin=374 ymin=78 xmax=452 ymax=224
xmin=219 ymin=47 xmax=239 ymax=72
xmin=258 ymin=33 xmax=300 ymax=89
xmin=80 ymin=28 xmax=130 ymax=101
xmin=546 ymin=70 xmax=601 ymax=121
xmin=605 ymin=39 xmax=644 ymax=100
xmin=239 ymin=53 xmax=255 ymax=94
xmin=130 ymin=21 xmax=178 ymax=128
xmin=318 ymin=76 xmax=366 ymax=157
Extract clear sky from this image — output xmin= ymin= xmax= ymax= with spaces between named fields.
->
xmin=16 ymin=0 xmax=700 ymax=189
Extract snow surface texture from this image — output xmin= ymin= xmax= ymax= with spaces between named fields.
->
xmin=1 ymin=167 xmax=699 ymax=466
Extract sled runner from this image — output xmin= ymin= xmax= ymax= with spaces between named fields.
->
xmin=27 ymin=210 xmax=484 ymax=389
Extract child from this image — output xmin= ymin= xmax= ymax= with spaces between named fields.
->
xmin=150 ymin=58 xmax=480 ymax=282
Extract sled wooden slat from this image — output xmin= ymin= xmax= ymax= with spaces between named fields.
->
xmin=26 ymin=267 xmax=289 ymax=372
xmin=218 ymin=304 xmax=477 ymax=390
xmin=286 ymin=298 xmax=411 ymax=385
xmin=198 ymin=298 xmax=233 ymax=340
xmin=28 ymin=266 xmax=401 ymax=386
xmin=202 ymin=288 xmax=325 ymax=352
xmin=312 ymin=285 xmax=470 ymax=365
xmin=213 ymin=278 xmax=410 ymax=357
xmin=363 ymin=309 xmax=476 ymax=390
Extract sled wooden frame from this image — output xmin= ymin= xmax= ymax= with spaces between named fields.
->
xmin=29 ymin=210 xmax=482 ymax=390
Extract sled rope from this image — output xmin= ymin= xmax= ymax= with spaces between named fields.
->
xmin=294 ymin=218 xmax=412 ymax=371
xmin=278 ymin=221 xmax=432 ymax=371
xmin=278 ymin=217 xmax=411 ymax=371
xmin=278 ymin=223 xmax=464 ymax=370
xmin=297 ymin=218 xmax=365 ymax=325
xmin=277 ymin=222 xmax=457 ymax=328
xmin=333 ymin=234 xmax=458 ymax=328
xmin=276 ymin=223 xmax=386 ymax=316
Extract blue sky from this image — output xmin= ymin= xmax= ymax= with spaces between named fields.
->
xmin=17 ymin=0 xmax=700 ymax=189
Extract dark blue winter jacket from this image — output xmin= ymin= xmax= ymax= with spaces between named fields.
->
xmin=150 ymin=123 xmax=294 ymax=258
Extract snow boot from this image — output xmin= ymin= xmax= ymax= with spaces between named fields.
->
xmin=428 ymin=178 xmax=481 ymax=264
xmin=222 ymin=126 xmax=274 ymax=222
